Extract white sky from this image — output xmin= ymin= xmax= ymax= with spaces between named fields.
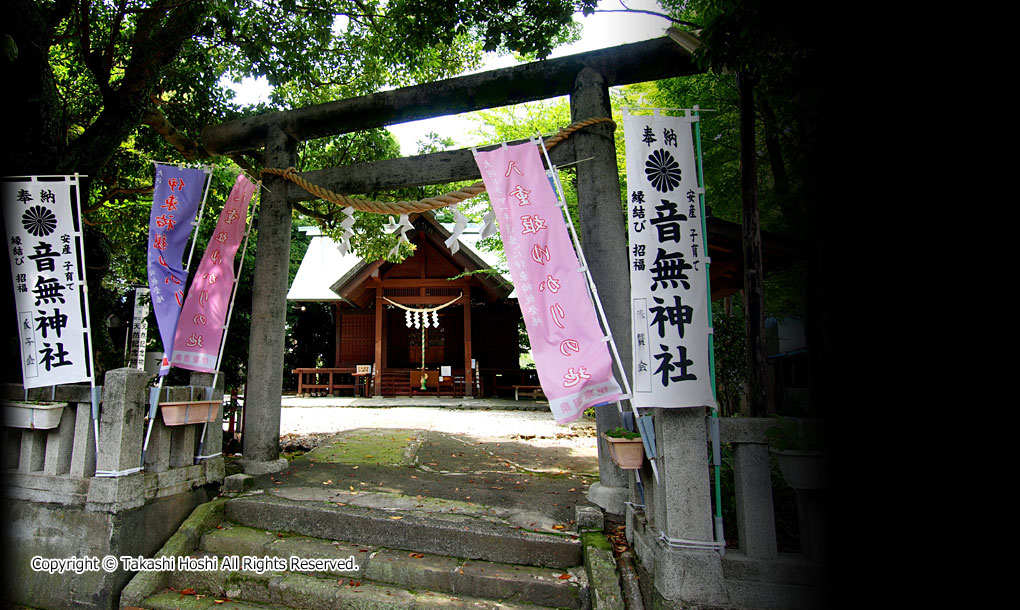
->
xmin=225 ymin=0 xmax=673 ymax=156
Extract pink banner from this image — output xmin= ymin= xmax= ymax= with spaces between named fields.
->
xmin=170 ymin=174 xmax=256 ymax=372
xmin=474 ymin=142 xmax=621 ymax=423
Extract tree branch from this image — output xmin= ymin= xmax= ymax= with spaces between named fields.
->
xmin=293 ymin=201 xmax=339 ymax=221
xmin=141 ymin=105 xmax=211 ymax=160
xmin=101 ymin=0 xmax=129 ymax=88
xmin=77 ymin=0 xmax=112 ymax=98
xmin=83 ymin=185 xmax=153 ymax=214
xmin=45 ymin=0 xmax=77 ymax=33
xmin=592 ymin=9 xmax=700 ymax=29
xmin=61 ymin=0 xmax=209 ymax=175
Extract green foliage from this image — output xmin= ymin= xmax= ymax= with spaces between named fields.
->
xmin=764 ymin=415 xmax=825 ymax=452
xmin=657 ymin=0 xmax=824 ymax=240
xmin=711 ymin=304 xmax=746 ymax=416
xmin=5 ymin=0 xmax=602 ymax=387
xmin=605 ymin=426 xmax=640 ymax=439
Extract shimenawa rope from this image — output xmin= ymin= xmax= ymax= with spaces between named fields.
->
xmin=261 ymin=117 xmax=614 ymax=216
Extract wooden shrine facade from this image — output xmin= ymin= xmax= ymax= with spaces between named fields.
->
xmin=291 ymin=213 xmax=526 ymax=397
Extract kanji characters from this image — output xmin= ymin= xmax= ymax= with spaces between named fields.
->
xmin=649 ymin=247 xmax=692 ymax=291
xmin=649 ymin=295 xmax=694 ymax=339
xmin=33 ymin=277 xmax=66 ymax=305
xmin=653 ymin=344 xmax=697 ymax=386
xmin=509 ymin=185 xmax=532 ymax=206
xmin=649 ymin=199 xmax=687 ymax=244
xmin=39 ymin=342 xmax=72 ymax=370
xmin=520 ymin=214 xmax=547 ymax=235
xmin=35 ymin=309 xmax=68 ymax=339
xmin=27 ymin=242 xmax=59 ymax=272
xmin=155 ymin=214 xmax=176 ymax=230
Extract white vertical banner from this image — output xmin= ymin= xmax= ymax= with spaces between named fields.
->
xmin=126 ymin=287 xmax=150 ymax=370
xmin=624 ymin=112 xmax=715 ymax=409
xmin=2 ymin=175 xmax=93 ymax=389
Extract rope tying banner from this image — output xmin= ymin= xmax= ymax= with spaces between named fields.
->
xmin=262 ymin=117 xmax=614 ymax=216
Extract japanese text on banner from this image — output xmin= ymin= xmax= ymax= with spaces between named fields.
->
xmin=624 ymin=113 xmax=715 ymax=409
xmin=171 ymin=174 xmax=256 ymax=372
xmin=2 ymin=176 xmax=92 ymax=388
xmin=474 ymin=143 xmax=621 ymax=423
xmin=146 ymin=165 xmax=209 ymax=375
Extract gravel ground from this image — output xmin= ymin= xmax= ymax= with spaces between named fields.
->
xmin=268 ymin=406 xmax=597 ymax=458
xmin=278 ymin=405 xmax=594 ymax=437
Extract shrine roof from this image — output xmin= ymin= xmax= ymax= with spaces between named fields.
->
xmin=287 ymin=217 xmax=512 ymax=303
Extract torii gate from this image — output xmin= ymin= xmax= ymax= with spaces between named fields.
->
xmin=201 ymin=35 xmax=700 ymax=506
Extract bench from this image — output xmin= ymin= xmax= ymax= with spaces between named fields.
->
xmin=513 ymin=385 xmax=545 ymax=400
xmin=291 ymin=368 xmax=360 ymax=396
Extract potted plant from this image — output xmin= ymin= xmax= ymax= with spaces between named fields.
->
xmin=765 ymin=416 xmax=828 ymax=490
xmin=602 ymin=426 xmax=645 ymax=469
xmin=3 ymin=400 xmax=68 ymax=430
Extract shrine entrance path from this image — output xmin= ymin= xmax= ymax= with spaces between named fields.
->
xmin=238 ymin=400 xmax=600 ymax=530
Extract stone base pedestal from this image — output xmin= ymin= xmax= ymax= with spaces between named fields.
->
xmin=587 ymin=482 xmax=628 ymax=516
xmin=241 ymin=457 xmax=288 ymax=475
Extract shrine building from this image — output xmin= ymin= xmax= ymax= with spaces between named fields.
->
xmin=286 ymin=212 xmax=529 ymax=398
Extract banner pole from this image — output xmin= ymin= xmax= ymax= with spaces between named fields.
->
xmin=143 ymin=165 xmax=215 ymax=468
xmin=140 ymin=375 xmax=164 ymax=468
xmin=70 ymin=173 xmax=103 ymax=458
xmin=691 ymin=107 xmax=725 ymax=556
xmin=534 ymin=135 xmax=658 ymax=484
xmin=534 ymin=136 xmax=634 ymax=404
xmin=194 ymin=179 xmax=261 ymax=464
xmin=182 ymin=168 xmax=215 ymax=275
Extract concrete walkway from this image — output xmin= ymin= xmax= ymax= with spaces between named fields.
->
xmin=280 ymin=394 xmax=552 ymax=410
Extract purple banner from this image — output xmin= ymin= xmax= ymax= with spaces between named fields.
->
xmin=474 ymin=142 xmax=622 ymax=423
xmin=171 ymin=174 xmax=256 ymax=372
xmin=146 ymin=165 xmax=208 ymax=375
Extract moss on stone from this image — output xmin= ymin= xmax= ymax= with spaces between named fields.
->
xmin=304 ymin=430 xmax=413 ymax=465
xmin=581 ymin=531 xmax=614 ymax=551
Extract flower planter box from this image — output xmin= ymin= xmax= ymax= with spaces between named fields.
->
xmin=160 ymin=400 xmax=220 ymax=426
xmin=771 ymin=449 xmax=828 ymax=490
xmin=602 ymin=432 xmax=645 ymax=469
xmin=3 ymin=401 xmax=68 ymax=430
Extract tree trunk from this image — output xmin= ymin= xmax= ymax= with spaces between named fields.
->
xmin=738 ymin=72 xmax=775 ymax=417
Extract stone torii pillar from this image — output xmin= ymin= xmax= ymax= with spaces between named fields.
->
xmin=571 ymin=66 xmax=632 ymax=515
xmin=241 ymin=126 xmax=295 ymax=475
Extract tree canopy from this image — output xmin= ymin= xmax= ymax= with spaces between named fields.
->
xmin=1 ymin=0 xmax=598 ymax=383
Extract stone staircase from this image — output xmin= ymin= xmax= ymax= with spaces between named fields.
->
xmin=123 ymin=493 xmax=591 ymax=610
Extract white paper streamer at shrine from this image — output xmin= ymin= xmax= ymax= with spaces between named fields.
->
xmin=624 ymin=111 xmax=716 ymax=409
xmin=386 ymin=213 xmax=414 ymax=259
xmin=444 ymin=204 xmax=468 ymax=254
xmin=335 ymin=206 xmax=356 ymax=255
xmin=2 ymin=175 xmax=93 ymax=389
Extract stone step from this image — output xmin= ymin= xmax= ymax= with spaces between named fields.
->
xmin=140 ymin=591 xmax=290 ymax=609
xmin=194 ymin=523 xmax=586 ymax=609
xmin=225 ymin=494 xmax=582 ymax=569
xmin=149 ymin=564 xmax=570 ymax=610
